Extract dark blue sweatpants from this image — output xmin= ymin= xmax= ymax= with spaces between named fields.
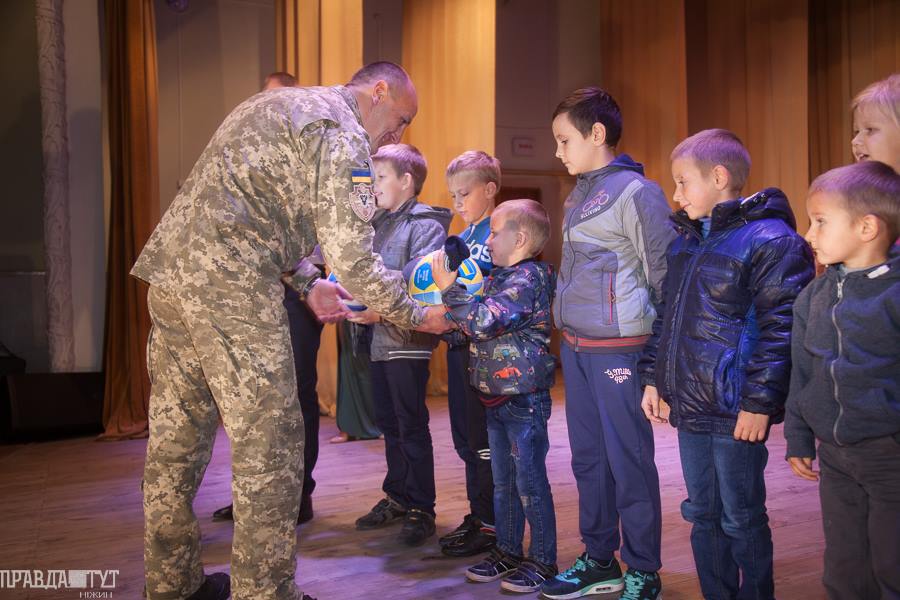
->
xmin=561 ymin=345 xmax=662 ymax=572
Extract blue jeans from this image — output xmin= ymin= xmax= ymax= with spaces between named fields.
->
xmin=486 ymin=391 xmax=557 ymax=566
xmin=678 ymin=430 xmax=774 ymax=600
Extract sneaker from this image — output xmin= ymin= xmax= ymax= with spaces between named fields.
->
xmin=439 ymin=513 xmax=478 ymax=547
xmin=441 ymin=524 xmax=496 ymax=557
xmin=397 ymin=508 xmax=436 ymax=546
xmin=297 ymin=494 xmax=313 ymax=525
xmin=501 ymin=559 xmax=558 ymax=593
xmin=620 ymin=569 xmax=662 ymax=600
xmin=540 ymin=553 xmax=624 ymax=599
xmin=186 ymin=573 xmax=230 ymax=600
xmin=355 ymin=497 xmax=407 ymax=530
xmin=465 ymin=547 xmax=522 ymax=582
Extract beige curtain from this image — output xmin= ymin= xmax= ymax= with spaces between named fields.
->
xmin=275 ymin=0 xmax=362 ymax=414
xmin=402 ymin=0 xmax=496 ymax=394
xmin=100 ymin=0 xmax=159 ymax=440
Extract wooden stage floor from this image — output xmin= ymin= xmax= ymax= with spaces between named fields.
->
xmin=0 ymin=381 xmax=827 ymax=599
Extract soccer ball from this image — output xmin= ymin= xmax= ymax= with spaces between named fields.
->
xmin=408 ymin=251 xmax=484 ymax=305
xmin=326 ymin=272 xmax=367 ymax=312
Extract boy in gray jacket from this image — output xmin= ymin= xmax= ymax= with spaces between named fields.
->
xmin=350 ymin=144 xmax=451 ymax=547
xmin=542 ymin=87 xmax=674 ymax=600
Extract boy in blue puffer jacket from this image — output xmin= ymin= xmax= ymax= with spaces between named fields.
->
xmin=785 ymin=161 xmax=900 ymax=600
xmin=639 ymin=129 xmax=815 ymax=600
xmin=433 ymin=199 xmax=558 ymax=595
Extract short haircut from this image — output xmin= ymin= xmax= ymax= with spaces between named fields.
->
xmin=494 ymin=199 xmax=551 ymax=257
xmin=445 ymin=150 xmax=501 ymax=188
xmin=263 ymin=71 xmax=296 ymax=89
xmin=552 ymin=87 xmax=622 ymax=147
xmin=670 ymin=128 xmax=752 ymax=192
xmin=371 ymin=143 xmax=428 ymax=196
xmin=852 ymin=73 xmax=900 ymax=127
xmin=808 ymin=160 xmax=900 ymax=244
xmin=347 ymin=61 xmax=411 ymax=96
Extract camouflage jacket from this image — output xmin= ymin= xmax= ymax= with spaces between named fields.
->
xmin=131 ymin=85 xmax=423 ymax=328
xmin=443 ymin=259 xmax=557 ymax=397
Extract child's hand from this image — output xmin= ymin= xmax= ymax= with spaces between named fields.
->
xmin=430 ymin=249 xmax=458 ymax=290
xmin=348 ymin=308 xmax=381 ymax=325
xmin=733 ymin=410 xmax=770 ymax=442
xmin=641 ymin=385 xmax=668 ymax=424
xmin=787 ymin=456 xmax=819 ymax=481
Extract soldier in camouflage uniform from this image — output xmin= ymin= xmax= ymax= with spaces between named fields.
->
xmin=132 ymin=62 xmax=448 ymax=600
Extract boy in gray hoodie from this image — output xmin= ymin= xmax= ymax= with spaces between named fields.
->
xmin=350 ymin=144 xmax=451 ymax=546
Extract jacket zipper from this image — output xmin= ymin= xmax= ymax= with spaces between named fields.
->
xmin=559 ymin=194 xmax=580 ymax=334
xmin=665 ymin=234 xmax=705 ymax=399
xmin=608 ymin=276 xmax=615 ymax=323
xmin=830 ymin=277 xmax=846 ymax=446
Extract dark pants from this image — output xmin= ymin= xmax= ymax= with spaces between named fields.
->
xmin=561 ymin=346 xmax=662 ymax=572
xmin=819 ymin=436 xmax=900 ymax=600
xmin=447 ymin=345 xmax=495 ymax=524
xmin=487 ymin=391 xmax=557 ymax=565
xmin=678 ymin=430 xmax=774 ymax=600
xmin=371 ymin=358 xmax=436 ymax=515
xmin=283 ymin=285 xmax=323 ymax=500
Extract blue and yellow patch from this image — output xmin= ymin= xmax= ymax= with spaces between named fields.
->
xmin=351 ymin=168 xmax=372 ymax=184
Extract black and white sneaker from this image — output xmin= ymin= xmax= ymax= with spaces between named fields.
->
xmin=439 ymin=513 xmax=479 ymax=547
xmin=355 ymin=497 xmax=407 ymax=530
xmin=465 ymin=548 xmax=522 ymax=583
xmin=501 ymin=559 xmax=558 ymax=593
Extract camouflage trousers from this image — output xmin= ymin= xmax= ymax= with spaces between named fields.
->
xmin=143 ymin=286 xmax=305 ymax=600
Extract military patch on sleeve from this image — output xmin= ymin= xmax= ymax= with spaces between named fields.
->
xmin=349 ymin=166 xmax=376 ymax=222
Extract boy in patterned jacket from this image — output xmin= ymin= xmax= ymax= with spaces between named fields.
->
xmin=433 ymin=199 xmax=558 ymax=595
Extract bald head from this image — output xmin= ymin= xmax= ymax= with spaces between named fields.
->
xmin=348 ymin=62 xmax=418 ymax=150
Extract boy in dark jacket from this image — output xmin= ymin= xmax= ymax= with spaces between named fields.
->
xmin=544 ymin=87 xmax=674 ymax=600
xmin=785 ymin=161 xmax=900 ymax=600
xmin=433 ymin=200 xmax=558 ymax=594
xmin=640 ymin=129 xmax=815 ymax=600
xmin=350 ymin=143 xmax=451 ymax=546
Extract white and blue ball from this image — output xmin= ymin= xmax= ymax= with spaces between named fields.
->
xmin=408 ymin=252 xmax=484 ymax=306
xmin=326 ymin=272 xmax=367 ymax=312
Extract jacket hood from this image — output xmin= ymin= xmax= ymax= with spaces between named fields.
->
xmin=671 ymin=187 xmax=797 ymax=236
xmin=823 ymin=245 xmax=900 ymax=282
xmin=374 ymin=197 xmax=453 ymax=229
xmin=576 ymin=153 xmax=646 ymax=186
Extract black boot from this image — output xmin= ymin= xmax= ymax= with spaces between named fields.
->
xmin=186 ymin=573 xmax=230 ymax=600
xmin=211 ymin=504 xmax=233 ymax=521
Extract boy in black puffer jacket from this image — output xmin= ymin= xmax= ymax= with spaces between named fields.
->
xmin=639 ymin=129 xmax=815 ymax=600
xmin=785 ymin=161 xmax=900 ymax=600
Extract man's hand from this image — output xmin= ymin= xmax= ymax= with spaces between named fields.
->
xmin=733 ymin=410 xmax=770 ymax=442
xmin=348 ymin=308 xmax=381 ymax=325
xmin=431 ymin=249 xmax=458 ymax=290
xmin=641 ymin=385 xmax=668 ymax=424
xmin=306 ymin=280 xmax=351 ymax=323
xmin=416 ymin=305 xmax=453 ymax=334
xmin=787 ymin=456 xmax=819 ymax=481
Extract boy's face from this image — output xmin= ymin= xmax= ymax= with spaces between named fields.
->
xmin=447 ymin=172 xmax=495 ymax=224
xmin=552 ymin=112 xmax=599 ymax=176
xmin=671 ymin=158 xmax=723 ymax=220
xmin=804 ymin=192 xmax=866 ymax=267
xmin=852 ymin=105 xmax=900 ymax=172
xmin=373 ymin=161 xmax=411 ymax=212
xmin=486 ymin=210 xmax=521 ymax=267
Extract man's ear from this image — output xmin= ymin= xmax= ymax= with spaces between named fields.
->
xmin=372 ymin=80 xmax=389 ymax=105
xmin=484 ymin=181 xmax=498 ymax=199
xmin=401 ymin=172 xmax=414 ymax=192
xmin=858 ymin=214 xmax=883 ymax=242
xmin=591 ymin=122 xmax=607 ymax=147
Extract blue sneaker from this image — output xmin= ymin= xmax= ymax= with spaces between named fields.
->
xmin=465 ymin=548 xmax=522 ymax=583
xmin=620 ymin=569 xmax=662 ymax=600
xmin=540 ymin=553 xmax=624 ymax=599
xmin=501 ymin=559 xmax=557 ymax=593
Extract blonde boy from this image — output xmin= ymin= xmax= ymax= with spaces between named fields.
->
xmin=851 ymin=74 xmax=900 ymax=173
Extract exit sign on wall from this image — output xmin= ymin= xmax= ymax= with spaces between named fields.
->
xmin=511 ymin=137 xmax=535 ymax=157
